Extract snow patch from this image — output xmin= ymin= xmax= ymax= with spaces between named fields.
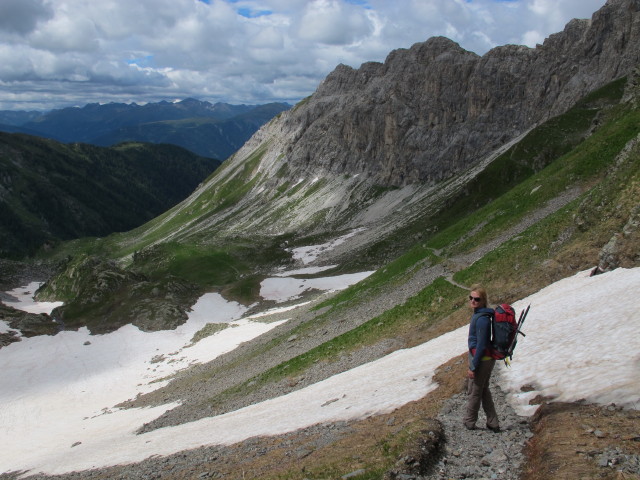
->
xmin=0 ymin=292 xmax=286 ymax=476
xmin=187 ymin=292 xmax=247 ymax=324
xmin=1 ymin=281 xmax=63 ymax=314
xmin=291 ymin=229 xmax=365 ymax=264
xmin=498 ymin=267 xmax=640 ymax=415
xmin=0 ymin=320 xmax=12 ymax=334
xmin=245 ymin=302 xmax=311 ymax=319
xmin=260 ymin=271 xmax=373 ymax=303
xmin=274 ymin=265 xmax=338 ymax=277
xmin=1 ymin=267 xmax=638 ymax=476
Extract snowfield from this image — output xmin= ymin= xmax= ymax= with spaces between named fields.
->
xmin=260 ymin=271 xmax=373 ymax=303
xmin=1 ymin=267 xmax=638 ymax=476
xmin=2 ymin=281 xmax=63 ymax=315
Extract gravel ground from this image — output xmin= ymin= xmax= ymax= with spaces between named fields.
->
xmin=425 ymin=377 xmax=532 ymax=480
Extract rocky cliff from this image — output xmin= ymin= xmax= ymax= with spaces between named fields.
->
xmin=248 ymin=0 xmax=640 ymax=187
xmin=112 ymin=0 xmax=640 ymax=256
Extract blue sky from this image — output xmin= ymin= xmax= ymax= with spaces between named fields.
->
xmin=0 ymin=0 xmax=607 ymax=111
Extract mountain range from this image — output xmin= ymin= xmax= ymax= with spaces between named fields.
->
xmin=1 ymin=0 xmax=639 ymax=478
xmin=0 ymin=99 xmax=290 ymax=159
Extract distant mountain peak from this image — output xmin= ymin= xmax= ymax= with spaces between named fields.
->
xmin=0 ymin=99 xmax=290 ymax=158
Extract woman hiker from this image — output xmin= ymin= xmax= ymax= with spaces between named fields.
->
xmin=463 ymin=285 xmax=500 ymax=432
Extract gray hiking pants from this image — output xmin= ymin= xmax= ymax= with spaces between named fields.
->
xmin=463 ymin=355 xmax=499 ymax=430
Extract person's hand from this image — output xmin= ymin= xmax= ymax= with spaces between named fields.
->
xmin=467 ymin=369 xmax=475 ymax=379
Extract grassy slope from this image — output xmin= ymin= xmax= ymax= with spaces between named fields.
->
xmin=40 ymin=145 xmax=292 ymax=300
xmin=186 ymin=80 xmax=640 ymax=478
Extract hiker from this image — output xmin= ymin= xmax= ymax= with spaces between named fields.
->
xmin=463 ymin=285 xmax=500 ymax=432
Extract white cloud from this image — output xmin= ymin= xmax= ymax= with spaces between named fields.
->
xmin=0 ymin=0 xmax=53 ymax=36
xmin=248 ymin=26 xmax=285 ymax=49
xmin=295 ymin=0 xmax=376 ymax=45
xmin=30 ymin=14 xmax=100 ymax=53
xmin=0 ymin=0 xmax=607 ymax=111
xmin=529 ymin=0 xmax=559 ymax=16
xmin=521 ymin=29 xmax=545 ymax=47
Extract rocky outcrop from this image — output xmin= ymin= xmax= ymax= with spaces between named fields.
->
xmin=598 ymin=204 xmax=640 ymax=272
xmin=0 ymin=303 xmax=57 ymax=345
xmin=590 ymin=121 xmax=640 ymax=274
xmin=38 ymin=255 xmax=202 ymax=334
xmin=258 ymin=0 xmax=640 ymax=187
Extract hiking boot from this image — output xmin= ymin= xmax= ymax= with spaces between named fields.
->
xmin=486 ymin=424 xmax=500 ymax=433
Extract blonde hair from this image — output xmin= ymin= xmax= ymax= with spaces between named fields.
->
xmin=470 ymin=284 xmax=488 ymax=308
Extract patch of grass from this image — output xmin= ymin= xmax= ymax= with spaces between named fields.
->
xmin=186 ymin=144 xmax=267 ymax=216
xmin=170 ymin=249 xmax=244 ymax=285
xmin=128 ymin=233 xmax=292 ymax=291
xmin=286 ymin=180 xmax=306 ymax=197
xmin=222 ymin=274 xmax=264 ymax=305
xmin=429 ymin=102 xmax=640 ymax=256
xmin=452 ymin=202 xmax=579 ymax=300
xmin=312 ymin=243 xmax=439 ymax=313
xmin=276 ymin=181 xmax=290 ymax=195
xmin=131 ymin=242 xmax=246 ymax=286
xmin=190 ymin=323 xmax=232 ymax=344
xmin=453 ymin=106 xmax=640 ymax=301
xmin=301 ymin=178 xmax=326 ymax=198
xmin=292 ymin=95 xmax=312 ymax=112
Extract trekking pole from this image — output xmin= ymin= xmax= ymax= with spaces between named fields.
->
xmin=504 ymin=304 xmax=530 ymax=366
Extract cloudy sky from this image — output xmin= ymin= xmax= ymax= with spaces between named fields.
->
xmin=0 ymin=0 xmax=606 ymax=112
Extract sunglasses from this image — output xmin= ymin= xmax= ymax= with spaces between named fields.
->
xmin=469 ymin=296 xmax=482 ymax=302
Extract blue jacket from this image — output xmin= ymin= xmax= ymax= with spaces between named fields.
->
xmin=468 ymin=307 xmax=494 ymax=371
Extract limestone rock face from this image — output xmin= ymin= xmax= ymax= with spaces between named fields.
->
xmin=264 ymin=0 xmax=640 ymax=187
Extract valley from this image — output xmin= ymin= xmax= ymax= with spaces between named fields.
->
xmin=1 ymin=1 xmax=640 ymax=478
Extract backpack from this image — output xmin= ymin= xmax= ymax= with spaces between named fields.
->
xmin=489 ymin=303 xmax=517 ymax=360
